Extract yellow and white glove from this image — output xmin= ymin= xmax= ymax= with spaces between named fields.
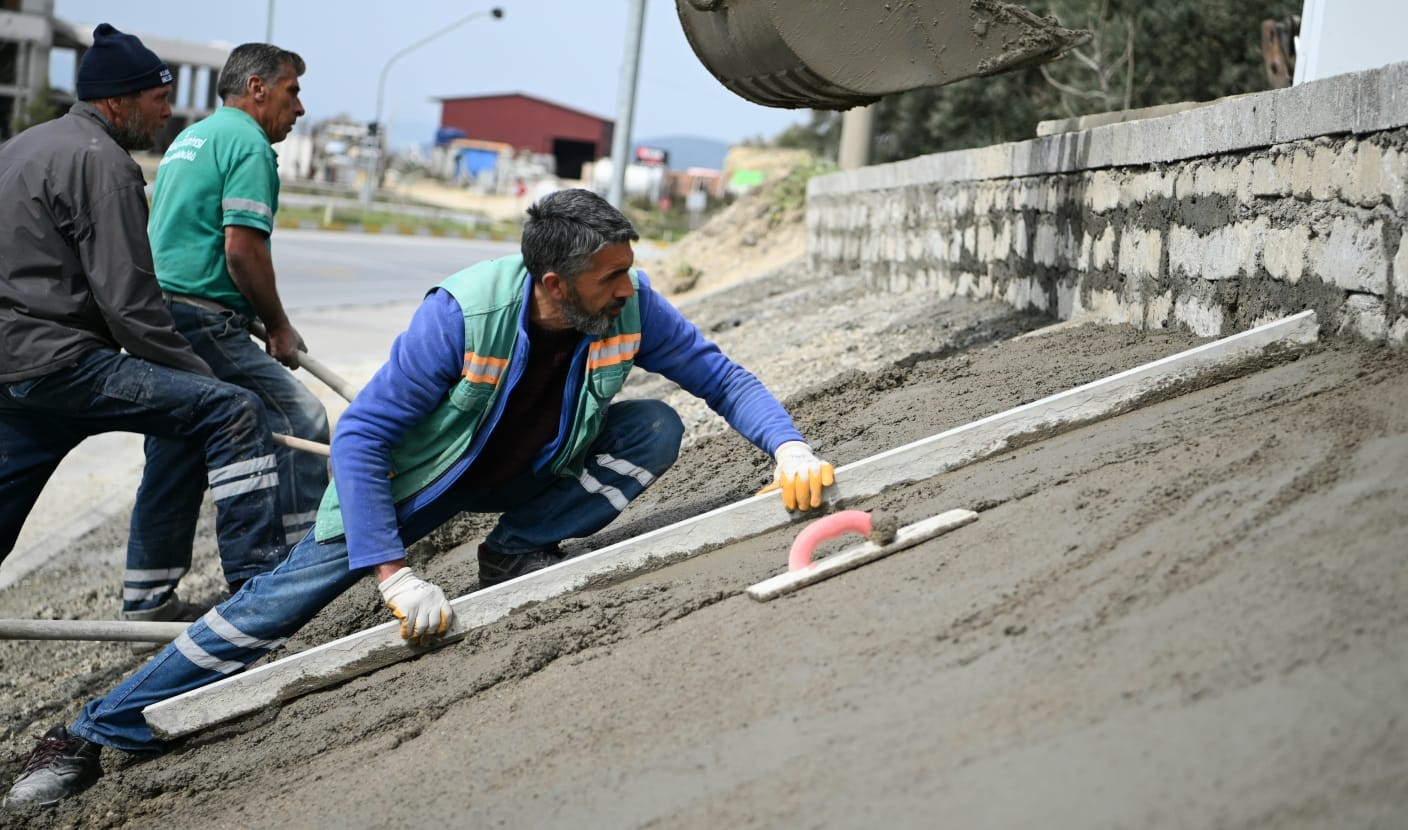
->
xmin=766 ymin=440 xmax=836 ymax=512
xmin=377 ymin=567 xmax=453 ymax=645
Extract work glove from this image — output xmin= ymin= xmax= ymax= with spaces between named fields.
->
xmin=377 ymin=567 xmax=453 ymax=645
xmin=765 ymin=440 xmax=835 ymax=512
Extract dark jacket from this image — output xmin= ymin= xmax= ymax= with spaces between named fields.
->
xmin=0 ymin=102 xmax=211 ymax=382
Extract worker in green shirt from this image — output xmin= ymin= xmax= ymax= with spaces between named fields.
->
xmin=130 ymin=43 xmax=327 ymax=626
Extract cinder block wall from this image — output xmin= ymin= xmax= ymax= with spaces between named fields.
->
xmin=807 ymin=62 xmax=1408 ymax=343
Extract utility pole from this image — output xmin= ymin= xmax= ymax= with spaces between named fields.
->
xmin=265 ymin=0 xmax=275 ymax=41
xmin=608 ymin=0 xmax=647 ymax=209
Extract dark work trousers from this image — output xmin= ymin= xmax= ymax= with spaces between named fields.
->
xmin=0 ymin=348 xmax=286 ymax=596
xmin=127 ymin=300 xmax=330 ymax=611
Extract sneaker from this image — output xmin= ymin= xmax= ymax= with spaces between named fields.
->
xmin=122 ymin=592 xmax=215 ymax=654
xmin=477 ymin=542 xmax=568 ymax=588
xmin=3 ymin=726 xmax=101 ymax=808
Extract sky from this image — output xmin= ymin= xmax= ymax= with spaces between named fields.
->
xmin=50 ymin=0 xmax=809 ymax=151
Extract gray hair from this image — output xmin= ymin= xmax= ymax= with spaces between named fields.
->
xmin=521 ymin=189 xmax=639 ymax=282
xmin=217 ymin=43 xmax=305 ymax=101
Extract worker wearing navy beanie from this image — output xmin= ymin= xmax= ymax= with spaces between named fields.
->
xmin=0 ymin=26 xmax=287 ymax=811
xmin=76 ymin=22 xmax=173 ymax=100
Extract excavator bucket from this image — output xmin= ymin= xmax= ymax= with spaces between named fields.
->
xmin=677 ymin=0 xmax=1092 ymax=110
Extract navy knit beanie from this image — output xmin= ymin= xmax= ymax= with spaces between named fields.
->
xmin=76 ymin=23 xmax=173 ymax=100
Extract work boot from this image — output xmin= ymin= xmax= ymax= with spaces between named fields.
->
xmin=3 ymin=726 xmax=101 ymax=808
xmin=477 ymin=542 xmax=568 ymax=588
xmin=122 ymin=592 xmax=215 ymax=654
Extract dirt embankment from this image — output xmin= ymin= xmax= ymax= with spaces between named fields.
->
xmin=3 ymin=176 xmax=1406 ymax=828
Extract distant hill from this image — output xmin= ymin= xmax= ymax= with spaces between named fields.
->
xmin=636 ymin=135 xmax=731 ymax=171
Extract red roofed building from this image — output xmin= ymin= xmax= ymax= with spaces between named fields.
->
xmin=436 ymin=92 xmax=613 ymax=180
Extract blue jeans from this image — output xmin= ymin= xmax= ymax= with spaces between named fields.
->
xmin=71 ymin=399 xmax=683 ymax=753
xmin=126 ymin=300 xmax=330 ymax=611
xmin=0 ymin=349 xmax=285 ymax=586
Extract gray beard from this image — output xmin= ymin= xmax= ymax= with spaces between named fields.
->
xmin=561 ymin=290 xmax=623 ymax=337
xmin=113 ymin=116 xmax=155 ymax=151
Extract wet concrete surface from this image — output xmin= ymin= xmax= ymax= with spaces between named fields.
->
xmin=2 ymin=258 xmax=1405 ymax=829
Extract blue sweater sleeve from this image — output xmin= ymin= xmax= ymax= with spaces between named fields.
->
xmin=332 ymin=289 xmax=465 ymax=570
xmin=633 ymin=272 xmax=803 ymax=454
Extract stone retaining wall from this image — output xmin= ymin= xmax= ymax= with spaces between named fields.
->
xmin=806 ymin=62 xmax=1408 ymax=343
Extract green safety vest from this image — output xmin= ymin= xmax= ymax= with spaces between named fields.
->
xmin=314 ymin=255 xmax=642 ymax=541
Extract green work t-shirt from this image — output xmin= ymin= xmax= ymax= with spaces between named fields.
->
xmin=149 ymin=106 xmax=278 ymax=316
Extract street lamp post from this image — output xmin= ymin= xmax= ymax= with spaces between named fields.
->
xmin=360 ymin=6 xmax=505 ymax=205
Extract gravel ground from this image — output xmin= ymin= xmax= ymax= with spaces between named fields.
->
xmin=2 ymin=247 xmax=1405 ymax=828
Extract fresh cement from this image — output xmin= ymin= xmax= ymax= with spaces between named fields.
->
xmin=1 ymin=257 xmax=1405 ymax=828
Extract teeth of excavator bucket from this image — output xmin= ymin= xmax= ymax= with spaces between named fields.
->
xmin=677 ymin=0 xmax=1092 ymax=110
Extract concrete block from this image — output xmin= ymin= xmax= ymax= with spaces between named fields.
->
xmin=1117 ymin=226 xmax=1163 ymax=278
xmin=1174 ymin=294 xmax=1226 ymax=337
xmin=1344 ymin=141 xmax=1384 ymax=207
xmin=1233 ymin=157 xmax=1255 ymax=204
xmin=952 ymin=187 xmax=974 ymax=215
xmin=1014 ymin=216 xmax=1031 ymax=259
xmin=935 ymin=273 xmax=959 ymax=301
xmin=1389 ymin=316 xmax=1408 ymax=345
xmin=1384 ymin=147 xmax=1407 ymax=210
xmin=1273 ymin=72 xmax=1359 ymax=144
xmin=1310 ymin=144 xmax=1349 ymax=202
xmin=1290 ymin=147 xmax=1316 ymax=199
xmin=1356 ymin=60 xmax=1408 ymax=134
xmin=1085 ymin=170 xmax=1122 ymax=213
xmin=1395 ymin=238 xmax=1408 ymax=300
xmin=1337 ymin=294 xmax=1388 ymax=340
xmin=1167 ymin=225 xmax=1200 ymax=277
xmin=1311 ymin=217 xmax=1389 ymax=295
xmin=1013 ymin=181 xmax=1040 ymax=210
xmin=1004 ymin=275 xmax=1047 ymax=312
xmin=1188 ymin=92 xmax=1279 ymax=157
xmin=1209 ymin=165 xmax=1238 ymax=198
xmin=994 ymin=220 xmax=1013 ymax=259
xmin=976 ymin=221 xmax=995 ymax=261
xmin=1172 ymin=164 xmax=1200 ymax=200
xmin=1125 ymin=170 xmax=1175 ymax=204
xmin=1263 ymin=225 xmax=1310 ymax=284
xmin=1144 ymin=291 xmax=1174 ymax=328
xmin=1168 ymin=224 xmax=1257 ymax=281
xmin=1365 ymin=145 xmax=1408 ymax=210
xmin=1060 ymin=228 xmax=1081 ymax=267
xmin=1090 ymin=226 xmax=1116 ymax=271
xmin=1033 ymin=221 xmax=1060 ymax=266
xmin=1056 ymin=280 xmax=1077 ymax=320
xmin=1074 ymin=288 xmax=1138 ymax=325
xmin=1249 ymin=154 xmax=1291 ymax=198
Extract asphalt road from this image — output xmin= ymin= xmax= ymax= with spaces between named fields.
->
xmin=272 ymin=230 xmax=519 ymax=310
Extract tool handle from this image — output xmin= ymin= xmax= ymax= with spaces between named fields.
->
xmin=247 ymin=320 xmax=360 ymax=403
xmin=272 ymin=432 xmax=331 ymax=457
xmin=788 ymin=510 xmax=874 ymax=571
xmin=0 ymin=618 xmax=188 ymax=643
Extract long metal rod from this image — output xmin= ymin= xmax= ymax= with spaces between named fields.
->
xmin=0 ymin=619 xmax=188 ymax=643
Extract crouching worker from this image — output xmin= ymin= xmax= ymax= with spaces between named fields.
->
xmin=4 ymin=188 xmax=834 ymax=807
